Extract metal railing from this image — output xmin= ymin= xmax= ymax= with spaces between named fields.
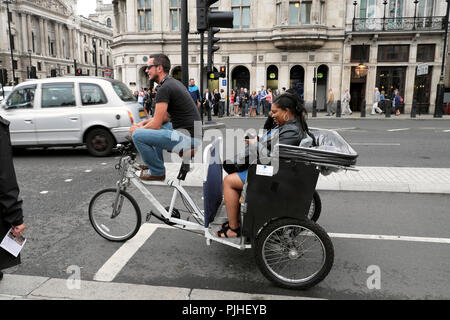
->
xmin=352 ymin=16 xmax=445 ymax=32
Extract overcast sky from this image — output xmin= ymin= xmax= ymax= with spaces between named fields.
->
xmin=77 ymin=0 xmax=112 ymax=17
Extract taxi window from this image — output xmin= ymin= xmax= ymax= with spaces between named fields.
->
xmin=6 ymin=86 xmax=36 ymax=109
xmin=41 ymin=83 xmax=76 ymax=108
xmin=80 ymin=83 xmax=108 ymax=105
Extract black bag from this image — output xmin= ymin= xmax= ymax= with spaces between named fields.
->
xmin=223 ymin=144 xmax=253 ymax=175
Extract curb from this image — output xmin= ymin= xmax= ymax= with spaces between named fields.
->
xmin=0 ymin=275 xmax=320 ymax=300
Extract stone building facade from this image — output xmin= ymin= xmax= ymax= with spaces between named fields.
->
xmin=0 ymin=0 xmax=113 ymax=85
xmin=88 ymin=0 xmax=115 ymax=28
xmin=111 ymin=0 xmax=448 ymax=113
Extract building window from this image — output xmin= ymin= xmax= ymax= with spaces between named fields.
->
xmin=106 ymin=17 xmax=112 ymax=27
xmin=100 ymin=54 xmax=103 ymax=66
xmin=289 ymin=1 xmax=312 ymax=25
xmin=84 ymin=51 xmax=88 ymax=63
xmin=351 ymin=45 xmax=370 ymax=62
xmin=170 ymin=0 xmax=180 ymax=31
xmin=38 ymin=62 xmax=42 ymax=71
xmin=32 ymin=32 xmax=35 ymax=52
xmin=276 ymin=0 xmax=282 ymax=25
xmin=418 ymin=0 xmax=433 ymax=17
xmin=378 ymin=45 xmax=409 ymax=62
xmin=417 ymin=44 xmax=435 ymax=62
xmin=138 ymin=0 xmax=152 ymax=31
xmin=84 ymin=35 xmax=87 ymax=43
xmin=232 ymin=0 xmax=250 ymax=29
xmin=107 ymin=55 xmax=110 ymax=66
xmin=389 ymin=0 xmax=404 ymax=18
xmin=319 ymin=0 xmax=325 ymax=24
xmin=360 ymin=0 xmax=376 ymax=18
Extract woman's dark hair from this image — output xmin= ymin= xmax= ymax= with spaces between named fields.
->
xmin=149 ymin=54 xmax=171 ymax=74
xmin=272 ymin=91 xmax=309 ymax=132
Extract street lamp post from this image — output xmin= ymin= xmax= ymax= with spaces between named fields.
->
xmin=383 ymin=0 xmax=388 ymax=31
xmin=92 ymin=37 xmax=98 ymax=77
xmin=352 ymin=1 xmax=358 ymax=31
xmin=413 ymin=0 xmax=419 ymax=31
xmin=4 ymin=0 xmax=16 ymax=85
xmin=434 ymin=0 xmax=449 ymax=118
xmin=28 ymin=49 xmax=32 ymax=79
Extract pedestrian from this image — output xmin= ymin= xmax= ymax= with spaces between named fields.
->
xmin=137 ymin=88 xmax=145 ymax=107
xmin=188 ymin=79 xmax=202 ymax=108
xmin=243 ymin=88 xmax=250 ymax=116
xmin=230 ymin=90 xmax=236 ymax=116
xmin=238 ymin=88 xmax=246 ymax=117
xmin=203 ymin=88 xmax=213 ymax=121
xmin=130 ymin=54 xmax=202 ymax=181
xmin=260 ymin=85 xmax=268 ymax=116
xmin=263 ymin=89 xmax=273 ymax=117
xmin=144 ymin=89 xmax=152 ymax=116
xmin=371 ymin=87 xmax=383 ymax=115
xmin=150 ymin=88 xmax=157 ymax=115
xmin=393 ymin=89 xmax=402 ymax=116
xmin=342 ymin=89 xmax=352 ymax=116
xmin=1 ymin=116 xmax=26 ymax=281
xmin=257 ymin=90 xmax=262 ymax=116
xmin=249 ymin=90 xmax=258 ymax=117
xmin=326 ymin=88 xmax=335 ymax=116
xmin=213 ymin=89 xmax=221 ymax=117
xmin=220 ymin=89 xmax=226 ymax=117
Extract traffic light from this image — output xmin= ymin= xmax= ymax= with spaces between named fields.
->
xmin=219 ymin=66 xmax=226 ymax=78
xmin=197 ymin=0 xmax=234 ymax=32
xmin=207 ymin=27 xmax=220 ymax=73
xmin=76 ymin=68 xmax=82 ymax=76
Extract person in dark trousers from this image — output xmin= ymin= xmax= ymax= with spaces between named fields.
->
xmin=0 ymin=116 xmax=26 ymax=281
xmin=203 ymin=88 xmax=213 ymax=121
xmin=213 ymin=89 xmax=221 ymax=117
xmin=188 ymin=79 xmax=202 ymax=109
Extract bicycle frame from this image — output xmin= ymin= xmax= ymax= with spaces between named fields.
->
xmin=113 ymin=138 xmax=251 ymax=250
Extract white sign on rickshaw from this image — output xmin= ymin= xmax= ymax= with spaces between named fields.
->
xmin=417 ymin=64 xmax=428 ymax=76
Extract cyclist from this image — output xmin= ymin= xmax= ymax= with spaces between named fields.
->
xmin=130 ymin=54 xmax=202 ymax=181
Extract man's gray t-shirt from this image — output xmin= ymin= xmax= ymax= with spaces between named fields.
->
xmin=155 ymin=77 xmax=201 ymax=137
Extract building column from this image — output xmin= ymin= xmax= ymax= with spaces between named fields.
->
xmin=279 ymin=64 xmax=290 ymax=91
xmin=68 ymin=28 xmax=73 ymax=60
xmin=43 ymin=19 xmax=49 ymax=56
xmin=39 ymin=17 xmax=45 ymax=55
xmin=27 ymin=14 xmax=33 ymax=52
xmin=54 ymin=22 xmax=60 ymax=58
xmin=21 ymin=13 xmax=28 ymax=53
xmin=305 ymin=65 xmax=316 ymax=102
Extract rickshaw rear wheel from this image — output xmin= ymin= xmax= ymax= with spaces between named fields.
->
xmin=308 ymin=191 xmax=322 ymax=222
xmin=254 ymin=218 xmax=334 ymax=290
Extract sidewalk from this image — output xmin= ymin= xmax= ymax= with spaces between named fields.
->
xmin=141 ymin=164 xmax=450 ymax=194
xmin=0 ymin=274 xmax=318 ymax=300
xmin=213 ymin=113 xmax=450 ymax=120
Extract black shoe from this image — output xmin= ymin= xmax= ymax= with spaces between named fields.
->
xmin=0 ymin=271 xmax=3 ymax=281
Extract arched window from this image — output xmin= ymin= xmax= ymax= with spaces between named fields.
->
xmin=106 ymin=17 xmax=112 ymax=27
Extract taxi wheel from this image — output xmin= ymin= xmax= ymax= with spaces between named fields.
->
xmin=86 ymin=128 xmax=115 ymax=157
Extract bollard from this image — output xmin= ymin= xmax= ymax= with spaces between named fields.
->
xmin=360 ymin=99 xmax=366 ymax=118
xmin=336 ymin=100 xmax=341 ymax=118
xmin=411 ymin=99 xmax=417 ymax=118
xmin=385 ymin=100 xmax=391 ymax=118
xmin=313 ymin=100 xmax=317 ymax=118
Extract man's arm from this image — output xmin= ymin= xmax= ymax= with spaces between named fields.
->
xmin=144 ymin=102 xmax=168 ymax=130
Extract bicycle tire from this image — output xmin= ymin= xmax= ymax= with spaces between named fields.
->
xmin=254 ymin=218 xmax=334 ymax=290
xmin=307 ymin=191 xmax=322 ymax=222
xmin=89 ymin=189 xmax=141 ymax=242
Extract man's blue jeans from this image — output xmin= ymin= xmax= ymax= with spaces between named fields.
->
xmin=132 ymin=122 xmax=200 ymax=177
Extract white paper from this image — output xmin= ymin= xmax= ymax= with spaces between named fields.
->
xmin=256 ymin=165 xmax=274 ymax=177
xmin=0 ymin=228 xmax=26 ymax=258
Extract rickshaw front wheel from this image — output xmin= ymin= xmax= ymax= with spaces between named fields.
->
xmin=254 ymin=218 xmax=334 ymax=290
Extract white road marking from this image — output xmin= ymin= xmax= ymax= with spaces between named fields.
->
xmin=350 ymin=143 xmax=401 ymax=146
xmin=329 ymin=233 xmax=450 ymax=244
xmin=93 ymin=224 xmax=160 ymax=282
xmin=387 ymin=128 xmax=411 ymax=132
xmin=101 ymin=163 xmax=107 ymax=166
xmin=94 ymin=223 xmax=450 ymax=283
xmin=443 ymin=130 xmax=450 ymax=133
xmin=40 ymin=191 xmax=49 ymax=194
xmin=84 ymin=170 xmax=92 ymax=173
xmin=333 ymin=127 xmax=358 ymax=131
xmin=64 ymin=179 xmax=73 ymax=182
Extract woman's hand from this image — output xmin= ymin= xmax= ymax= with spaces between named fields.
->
xmin=245 ymin=137 xmax=258 ymax=145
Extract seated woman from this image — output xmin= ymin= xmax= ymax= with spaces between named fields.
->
xmin=216 ymin=93 xmax=310 ymax=238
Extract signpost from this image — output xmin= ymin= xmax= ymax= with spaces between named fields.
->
xmin=417 ymin=64 xmax=428 ymax=76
